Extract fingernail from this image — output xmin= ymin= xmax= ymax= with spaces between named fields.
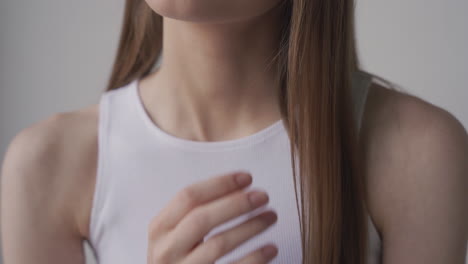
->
xmin=262 ymin=245 xmax=278 ymax=258
xmin=248 ymin=191 xmax=268 ymax=206
xmin=260 ymin=212 xmax=277 ymax=223
xmin=235 ymin=173 xmax=252 ymax=186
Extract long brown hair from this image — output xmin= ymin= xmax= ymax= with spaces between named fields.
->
xmin=107 ymin=0 xmax=370 ymax=263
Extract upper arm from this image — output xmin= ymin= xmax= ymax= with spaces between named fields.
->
xmin=1 ymin=114 xmax=90 ymax=264
xmin=363 ymin=85 xmax=468 ymax=263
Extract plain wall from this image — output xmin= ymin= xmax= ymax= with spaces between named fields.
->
xmin=0 ymin=0 xmax=466 ymax=263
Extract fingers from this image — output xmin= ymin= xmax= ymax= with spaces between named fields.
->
xmin=172 ymin=189 xmax=269 ymax=251
xmin=182 ymin=210 xmax=278 ymax=263
xmin=232 ymin=244 xmax=278 ymax=264
xmin=150 ymin=171 xmax=252 ymax=233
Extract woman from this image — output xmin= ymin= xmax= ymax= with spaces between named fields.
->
xmin=1 ymin=0 xmax=467 ymax=263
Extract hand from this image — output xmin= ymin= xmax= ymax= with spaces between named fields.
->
xmin=147 ymin=171 xmax=278 ymax=264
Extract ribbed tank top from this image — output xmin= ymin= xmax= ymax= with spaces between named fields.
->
xmin=88 ymin=71 xmax=382 ymax=264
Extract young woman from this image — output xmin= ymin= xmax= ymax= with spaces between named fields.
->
xmin=1 ymin=0 xmax=467 ymax=263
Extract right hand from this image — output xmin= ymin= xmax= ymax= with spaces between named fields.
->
xmin=147 ymin=171 xmax=278 ymax=264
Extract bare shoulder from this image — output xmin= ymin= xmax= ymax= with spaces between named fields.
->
xmin=1 ymin=104 xmax=99 ymax=242
xmin=361 ymin=82 xmax=468 ymax=263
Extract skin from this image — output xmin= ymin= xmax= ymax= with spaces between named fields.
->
xmin=147 ymin=172 xmax=279 ymax=263
xmin=1 ymin=0 xmax=467 ymax=263
xmin=140 ymin=1 xmax=285 ymax=142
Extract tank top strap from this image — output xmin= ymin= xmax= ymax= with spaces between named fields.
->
xmin=351 ymin=71 xmax=383 ymax=260
xmin=351 ymin=70 xmax=373 ymax=132
xmin=89 ymin=79 xmax=143 ymax=249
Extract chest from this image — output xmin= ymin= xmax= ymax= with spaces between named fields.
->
xmin=90 ymin=134 xmax=306 ymax=263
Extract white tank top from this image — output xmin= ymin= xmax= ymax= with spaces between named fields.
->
xmin=88 ymin=71 xmax=382 ymax=263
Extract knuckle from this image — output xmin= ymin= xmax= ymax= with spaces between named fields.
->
xmin=189 ymin=209 xmax=211 ymax=231
xmin=148 ymin=218 xmax=164 ymax=240
xmin=178 ymin=187 xmax=199 ymax=208
xmin=149 ymin=234 xmax=175 ymax=264
xmin=150 ymin=247 xmax=170 ymax=264
xmin=208 ymin=236 xmax=229 ymax=257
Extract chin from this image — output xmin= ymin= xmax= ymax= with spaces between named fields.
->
xmin=145 ymin=0 xmax=283 ymax=24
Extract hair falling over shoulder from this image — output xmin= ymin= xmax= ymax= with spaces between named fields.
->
xmin=107 ymin=1 xmax=370 ymax=263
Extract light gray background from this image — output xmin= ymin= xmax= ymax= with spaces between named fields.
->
xmin=0 ymin=0 xmax=467 ymax=263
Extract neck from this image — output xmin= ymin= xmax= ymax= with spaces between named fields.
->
xmin=140 ymin=5 xmax=285 ymax=141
